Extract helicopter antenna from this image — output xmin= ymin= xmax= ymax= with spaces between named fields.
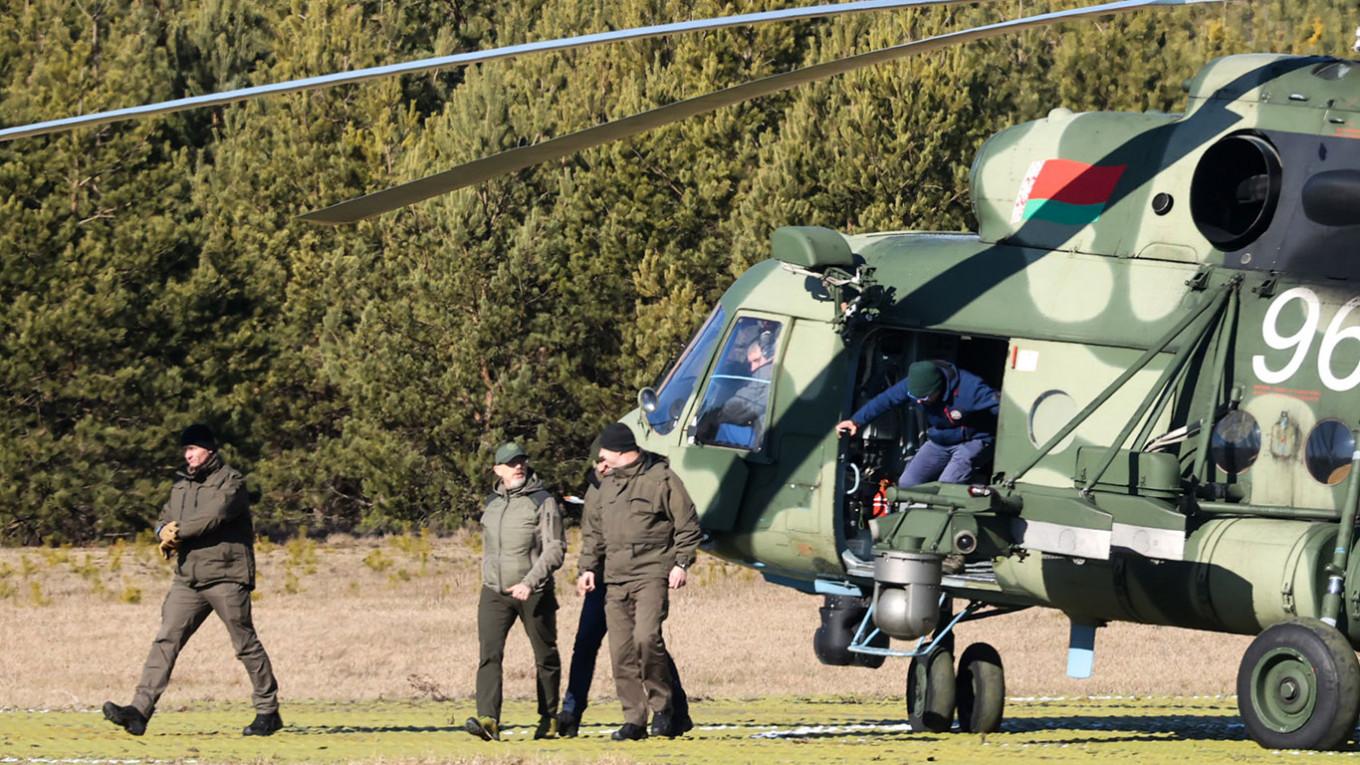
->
xmin=301 ymin=0 xmax=1223 ymax=224
xmin=0 ymin=0 xmax=986 ymax=144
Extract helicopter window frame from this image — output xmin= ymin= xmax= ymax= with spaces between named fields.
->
xmin=1028 ymin=389 xmax=1078 ymax=453
xmin=1210 ymin=409 xmax=1262 ymax=476
xmin=646 ymin=305 xmax=727 ymax=435
xmin=1304 ymin=418 xmax=1356 ymax=486
xmin=688 ymin=312 xmax=787 ymax=454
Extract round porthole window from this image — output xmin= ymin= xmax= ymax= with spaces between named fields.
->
xmin=1029 ymin=390 xmax=1077 ymax=451
xmin=1211 ymin=410 xmax=1261 ymax=475
xmin=1305 ymin=419 xmax=1356 ymax=485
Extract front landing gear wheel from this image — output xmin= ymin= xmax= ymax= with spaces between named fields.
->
xmin=956 ymin=642 xmax=1005 ymax=733
xmin=1237 ymin=619 xmax=1360 ymax=750
xmin=907 ymin=648 xmax=955 ymax=732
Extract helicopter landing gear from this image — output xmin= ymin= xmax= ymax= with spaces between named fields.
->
xmin=956 ymin=642 xmax=1005 ymax=733
xmin=1237 ymin=619 xmax=1360 ymax=750
xmin=906 ymin=646 xmax=955 ymax=732
xmin=905 ymin=641 xmax=1009 ymax=734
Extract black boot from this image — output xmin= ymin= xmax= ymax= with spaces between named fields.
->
xmin=102 ymin=702 xmax=147 ymax=736
xmin=463 ymin=716 xmax=500 ymax=741
xmin=611 ymin=722 xmax=648 ymax=741
xmin=242 ymin=710 xmax=284 ymax=736
xmin=650 ymin=710 xmax=674 ymax=738
xmin=533 ymin=715 xmax=558 ymax=740
xmin=557 ymin=709 xmax=580 ymax=738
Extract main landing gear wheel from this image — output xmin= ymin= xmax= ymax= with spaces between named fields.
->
xmin=956 ymin=642 xmax=1005 ymax=733
xmin=1237 ymin=619 xmax=1360 ymax=750
xmin=907 ymin=647 xmax=955 ymax=732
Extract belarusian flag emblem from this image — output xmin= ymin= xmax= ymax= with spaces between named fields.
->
xmin=1011 ymin=159 xmax=1127 ymax=225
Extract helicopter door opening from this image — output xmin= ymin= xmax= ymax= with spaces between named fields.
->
xmin=839 ymin=330 xmax=1008 ymax=560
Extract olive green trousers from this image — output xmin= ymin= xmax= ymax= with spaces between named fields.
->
xmin=604 ymin=577 xmax=673 ymax=726
xmin=131 ymin=581 xmax=279 ymax=717
xmin=476 ymin=585 xmax=560 ymax=720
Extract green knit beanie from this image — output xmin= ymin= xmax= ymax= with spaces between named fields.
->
xmin=906 ymin=361 xmax=944 ymax=399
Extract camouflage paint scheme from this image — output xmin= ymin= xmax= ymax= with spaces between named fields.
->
xmin=630 ymin=54 xmax=1360 ymax=645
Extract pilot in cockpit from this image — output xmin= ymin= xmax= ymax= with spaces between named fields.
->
xmin=710 ymin=331 xmax=775 ymax=448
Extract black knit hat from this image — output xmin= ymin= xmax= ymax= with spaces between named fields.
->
xmin=180 ymin=423 xmax=218 ymax=451
xmin=598 ymin=422 xmax=638 ymax=452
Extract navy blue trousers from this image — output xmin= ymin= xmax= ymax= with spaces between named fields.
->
xmin=898 ymin=438 xmax=991 ymax=487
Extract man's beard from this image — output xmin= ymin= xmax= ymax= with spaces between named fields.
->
xmin=504 ymin=475 xmax=526 ymax=491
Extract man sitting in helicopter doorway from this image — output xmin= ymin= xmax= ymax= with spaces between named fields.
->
xmin=835 ymin=359 xmax=999 ymax=487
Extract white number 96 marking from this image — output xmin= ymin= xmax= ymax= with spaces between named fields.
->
xmin=1252 ymin=287 xmax=1360 ymax=391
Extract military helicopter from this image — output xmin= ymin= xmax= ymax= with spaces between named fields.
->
xmin=12 ymin=0 xmax=1360 ymax=752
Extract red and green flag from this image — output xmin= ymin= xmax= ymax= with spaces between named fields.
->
xmin=1011 ymin=159 xmax=1127 ymax=225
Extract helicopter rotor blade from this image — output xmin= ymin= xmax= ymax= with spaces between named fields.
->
xmin=0 ymin=0 xmax=988 ymax=144
xmin=301 ymin=0 xmax=1221 ymax=225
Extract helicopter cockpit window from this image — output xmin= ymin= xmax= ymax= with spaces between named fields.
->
xmin=692 ymin=317 xmax=783 ymax=451
xmin=647 ymin=306 xmax=727 ymax=435
xmin=1211 ymin=410 xmax=1261 ymax=475
xmin=1305 ymin=419 xmax=1355 ymax=486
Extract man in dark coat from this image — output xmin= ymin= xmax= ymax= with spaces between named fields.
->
xmin=557 ymin=439 xmax=690 ymax=738
xmin=102 ymin=424 xmax=281 ymax=737
xmin=577 ymin=423 xmax=702 ymax=741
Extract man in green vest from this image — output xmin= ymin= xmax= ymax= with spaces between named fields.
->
xmin=102 ymin=424 xmax=282 ymax=737
xmin=464 ymin=442 xmax=566 ymax=742
xmin=577 ymin=423 xmax=702 ymax=741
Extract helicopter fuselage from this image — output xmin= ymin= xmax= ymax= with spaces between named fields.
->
xmin=630 ymin=52 xmax=1360 ymax=650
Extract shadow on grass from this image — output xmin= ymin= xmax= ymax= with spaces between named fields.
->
xmin=1000 ymin=714 xmax=1246 ymax=743
xmin=287 ymin=724 xmax=464 ymax=734
xmin=705 ymin=713 xmax=1254 ymax=744
xmin=1004 ymin=715 xmax=1360 ymax=750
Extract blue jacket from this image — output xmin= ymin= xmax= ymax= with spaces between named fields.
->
xmin=850 ymin=361 xmax=999 ymax=447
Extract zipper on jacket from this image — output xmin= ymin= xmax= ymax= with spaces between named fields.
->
xmin=496 ymin=493 xmax=507 ymax=589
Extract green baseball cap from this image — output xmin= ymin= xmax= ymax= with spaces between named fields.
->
xmin=494 ymin=442 xmax=528 ymax=465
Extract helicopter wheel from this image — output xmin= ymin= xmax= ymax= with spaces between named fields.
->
xmin=906 ymin=647 xmax=955 ymax=733
xmin=955 ymin=642 xmax=1005 ymax=733
xmin=1237 ymin=619 xmax=1360 ymax=750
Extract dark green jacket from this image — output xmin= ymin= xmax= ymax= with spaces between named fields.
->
xmin=579 ymin=452 xmax=702 ymax=584
xmin=159 ymin=454 xmax=255 ymax=590
xmin=480 ymin=472 xmax=566 ymax=593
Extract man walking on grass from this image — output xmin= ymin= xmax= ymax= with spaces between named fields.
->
xmin=557 ymin=437 xmax=691 ymax=738
xmin=577 ymin=423 xmax=702 ymax=741
xmin=103 ymin=424 xmax=282 ymax=737
xmin=464 ymin=442 xmax=567 ymax=742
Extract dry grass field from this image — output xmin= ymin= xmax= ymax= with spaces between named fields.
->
xmin=0 ymin=531 xmax=1252 ymax=714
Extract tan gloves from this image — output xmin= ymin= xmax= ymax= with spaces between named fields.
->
xmin=158 ymin=521 xmax=179 ymax=560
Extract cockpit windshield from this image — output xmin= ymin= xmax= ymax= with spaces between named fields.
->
xmin=647 ymin=306 xmax=727 ymax=434
xmin=693 ymin=316 xmax=782 ymax=451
